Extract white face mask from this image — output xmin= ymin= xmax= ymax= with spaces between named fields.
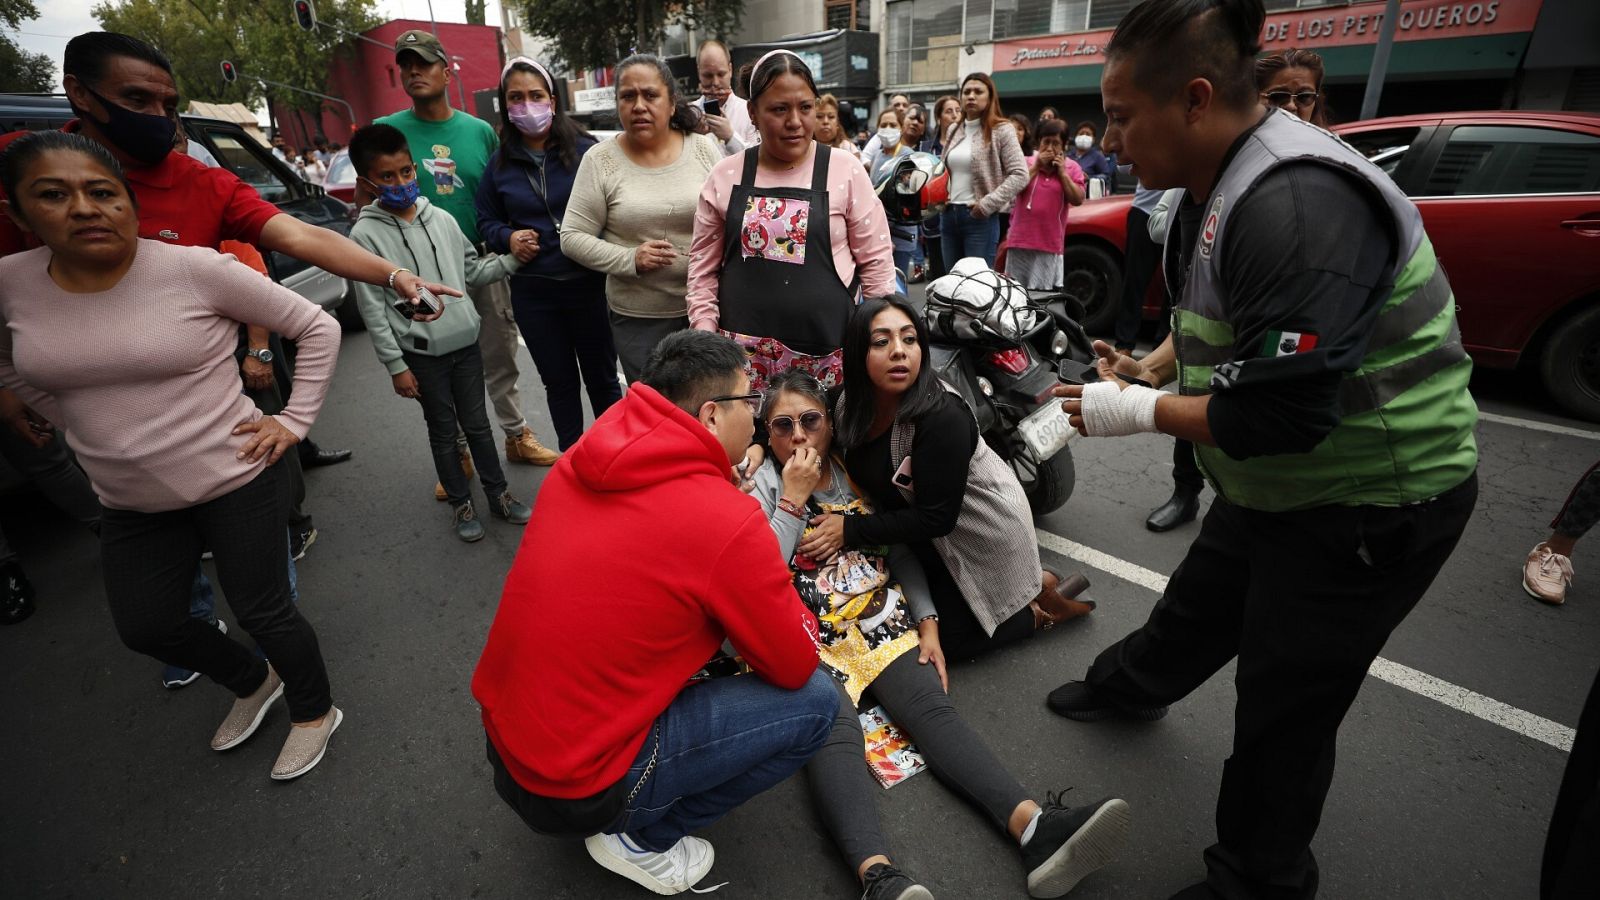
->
xmin=878 ymin=127 xmax=901 ymax=147
xmin=1074 ymin=134 xmax=1094 ymax=151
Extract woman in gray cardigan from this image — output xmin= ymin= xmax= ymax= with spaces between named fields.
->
xmin=800 ymin=295 xmax=1094 ymax=662
xmin=938 ymin=72 xmax=1028 ymax=270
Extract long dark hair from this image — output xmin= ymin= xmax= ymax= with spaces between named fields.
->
xmin=614 ymin=53 xmax=700 ymax=133
xmin=836 ymin=295 xmax=945 ymax=450
xmin=496 ymin=58 xmax=592 ymax=172
xmin=960 ymin=72 xmax=1009 ymax=146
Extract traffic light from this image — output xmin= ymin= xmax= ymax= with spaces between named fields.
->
xmin=293 ymin=0 xmax=316 ymax=31
xmin=220 ymin=60 xmax=237 ymax=83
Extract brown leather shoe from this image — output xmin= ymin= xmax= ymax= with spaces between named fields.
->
xmin=1031 ymin=569 xmax=1096 ymax=630
xmin=433 ymin=449 xmax=475 ymax=501
xmin=505 ymin=426 xmax=560 ymax=466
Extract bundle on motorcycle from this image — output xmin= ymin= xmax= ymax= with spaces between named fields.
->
xmin=922 ymin=259 xmax=1097 ymax=515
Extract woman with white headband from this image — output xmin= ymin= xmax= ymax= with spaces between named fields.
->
xmin=475 ymin=57 xmax=622 ymax=451
xmin=686 ymin=50 xmax=896 ymax=392
xmin=561 ymin=53 xmax=722 ymax=382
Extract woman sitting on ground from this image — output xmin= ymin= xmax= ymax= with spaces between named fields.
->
xmin=801 ymin=295 xmax=1095 ymax=663
xmin=752 ymin=368 xmax=1130 ymax=900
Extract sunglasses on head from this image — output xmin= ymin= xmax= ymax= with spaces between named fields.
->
xmin=1262 ymin=90 xmax=1318 ymax=109
xmin=768 ymin=411 xmax=826 ymax=437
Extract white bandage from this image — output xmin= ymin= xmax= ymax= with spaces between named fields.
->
xmin=1079 ymin=381 xmax=1162 ymax=437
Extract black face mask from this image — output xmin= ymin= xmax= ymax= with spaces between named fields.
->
xmin=70 ymin=83 xmax=177 ymax=166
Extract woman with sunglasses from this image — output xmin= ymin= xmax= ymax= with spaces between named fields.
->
xmin=752 ymin=368 xmax=1130 ymax=900
xmin=1256 ymin=48 xmax=1331 ymax=127
xmin=804 ymin=296 xmax=1095 ymax=666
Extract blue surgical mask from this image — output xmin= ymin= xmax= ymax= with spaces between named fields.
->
xmin=365 ymin=177 xmax=421 ymax=210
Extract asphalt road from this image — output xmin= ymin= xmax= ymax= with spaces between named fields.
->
xmin=3 ymin=316 xmax=1597 ymax=900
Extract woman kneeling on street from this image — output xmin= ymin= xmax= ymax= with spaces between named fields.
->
xmin=753 ymin=368 xmax=1129 ymax=899
xmin=804 ymin=295 xmax=1095 ymax=663
xmin=0 ymin=132 xmax=342 ymax=780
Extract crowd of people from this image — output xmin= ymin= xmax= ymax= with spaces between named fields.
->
xmin=0 ymin=0 xmax=1595 ymax=898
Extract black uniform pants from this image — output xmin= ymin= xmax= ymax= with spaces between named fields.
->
xmin=1543 ymin=664 xmax=1600 ymax=899
xmin=1086 ymin=472 xmax=1477 ymax=899
xmin=1113 ymin=207 xmax=1160 ymax=351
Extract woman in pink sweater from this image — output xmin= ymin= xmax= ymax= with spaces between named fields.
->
xmin=0 ymin=133 xmax=343 ymax=781
xmin=687 ymin=50 xmax=895 ymax=391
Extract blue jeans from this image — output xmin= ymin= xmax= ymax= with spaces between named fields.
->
xmin=941 ymin=204 xmax=1001 ymax=270
xmin=607 ymin=668 xmax=836 ymax=851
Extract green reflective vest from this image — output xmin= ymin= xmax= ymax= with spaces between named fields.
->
xmin=1167 ymin=110 xmax=1478 ymax=512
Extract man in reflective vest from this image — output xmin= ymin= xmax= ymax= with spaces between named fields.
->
xmin=1049 ymin=2 xmax=1478 ymax=898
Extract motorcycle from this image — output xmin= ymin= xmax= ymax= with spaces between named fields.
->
xmin=922 ymin=278 xmax=1097 ymax=516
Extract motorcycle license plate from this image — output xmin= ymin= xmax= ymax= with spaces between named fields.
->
xmin=1018 ymin=400 xmax=1075 ymax=461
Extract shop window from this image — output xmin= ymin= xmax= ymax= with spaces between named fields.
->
xmin=886 ymin=0 xmax=963 ymax=87
xmin=1423 ymin=126 xmax=1600 ymax=196
xmin=825 ymin=0 xmax=871 ymax=30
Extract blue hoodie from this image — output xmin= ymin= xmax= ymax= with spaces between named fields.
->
xmin=475 ymin=136 xmax=598 ymax=289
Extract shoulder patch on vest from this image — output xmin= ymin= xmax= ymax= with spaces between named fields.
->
xmin=1199 ymin=192 xmax=1223 ymax=261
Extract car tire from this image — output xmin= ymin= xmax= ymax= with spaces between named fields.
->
xmin=1062 ymin=244 xmax=1123 ymax=336
xmin=1539 ymin=302 xmax=1600 ymax=423
xmin=333 ymin=282 xmax=366 ymax=332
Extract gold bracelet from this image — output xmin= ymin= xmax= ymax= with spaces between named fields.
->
xmin=386 ymin=267 xmax=410 ymax=291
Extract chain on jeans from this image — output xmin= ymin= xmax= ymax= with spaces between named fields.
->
xmin=626 ymin=724 xmax=662 ymax=804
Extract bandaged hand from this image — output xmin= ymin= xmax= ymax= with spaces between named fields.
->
xmin=1076 ymin=381 xmax=1162 ymax=437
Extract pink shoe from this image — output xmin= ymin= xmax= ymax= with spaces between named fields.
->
xmin=1523 ymin=543 xmax=1574 ymax=605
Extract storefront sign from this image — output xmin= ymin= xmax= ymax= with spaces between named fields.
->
xmin=573 ymin=87 xmax=615 ymax=114
xmin=994 ymin=0 xmax=1542 ymax=72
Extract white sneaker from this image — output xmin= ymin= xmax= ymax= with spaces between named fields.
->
xmin=584 ymin=832 xmax=718 ymax=895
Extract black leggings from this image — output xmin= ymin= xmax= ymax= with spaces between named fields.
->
xmin=1552 ymin=460 xmax=1600 ymax=539
xmin=805 ymin=651 xmax=1032 ymax=872
xmin=915 ymin=543 xmax=1035 ymax=661
xmin=99 ymin=463 xmax=333 ymax=722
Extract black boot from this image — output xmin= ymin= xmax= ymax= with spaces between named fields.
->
xmin=2 ymin=560 xmax=37 ymax=625
xmin=1145 ymin=488 xmax=1200 ymax=532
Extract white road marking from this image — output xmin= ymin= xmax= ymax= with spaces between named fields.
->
xmin=1036 ymin=529 xmax=1577 ymax=753
xmin=1478 ymin=410 xmax=1600 ymax=442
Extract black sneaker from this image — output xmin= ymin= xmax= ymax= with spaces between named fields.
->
xmin=861 ymin=863 xmax=934 ymax=900
xmin=1046 ymin=681 xmax=1169 ymax=722
xmin=488 ymin=492 xmax=532 ymax=525
xmin=289 ymin=527 xmax=318 ymax=561
xmin=1021 ymin=793 xmax=1132 ymax=898
xmin=2 ymin=560 xmax=36 ymax=625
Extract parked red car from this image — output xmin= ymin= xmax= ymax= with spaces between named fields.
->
xmin=1063 ymin=111 xmax=1600 ymax=422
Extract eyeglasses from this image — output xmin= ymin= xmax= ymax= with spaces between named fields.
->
xmin=710 ymin=391 xmax=764 ymax=417
xmin=1262 ymin=90 xmax=1318 ymax=109
xmin=768 ymin=411 xmax=826 ymax=437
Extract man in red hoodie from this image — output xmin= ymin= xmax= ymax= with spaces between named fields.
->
xmin=472 ymin=330 xmax=834 ymax=895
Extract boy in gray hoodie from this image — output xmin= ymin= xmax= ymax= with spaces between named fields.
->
xmin=347 ymin=124 xmax=532 ymax=542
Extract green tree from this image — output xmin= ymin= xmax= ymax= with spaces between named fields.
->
xmin=465 ymin=0 xmax=486 ymax=26
xmin=514 ymin=0 xmax=743 ymax=73
xmin=91 ymin=0 xmax=380 ymax=116
xmin=0 ymin=0 xmax=55 ymax=92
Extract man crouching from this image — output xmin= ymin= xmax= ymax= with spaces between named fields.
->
xmin=472 ymin=330 xmax=834 ymax=895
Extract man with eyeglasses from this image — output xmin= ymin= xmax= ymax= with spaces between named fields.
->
xmin=473 ymin=329 xmax=834 ymax=895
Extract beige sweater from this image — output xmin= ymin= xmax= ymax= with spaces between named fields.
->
xmin=561 ymin=132 xmax=722 ymax=319
xmin=942 ymin=120 xmax=1029 ymax=217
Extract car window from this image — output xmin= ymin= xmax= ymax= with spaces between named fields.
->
xmin=203 ymin=129 xmax=295 ymax=204
xmin=1342 ymin=126 xmax=1419 ymax=164
xmin=1421 ymin=125 xmax=1600 ymax=197
xmin=326 ymin=152 xmax=353 ymax=186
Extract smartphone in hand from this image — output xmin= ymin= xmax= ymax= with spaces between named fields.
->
xmin=703 ymin=98 xmax=722 ymax=118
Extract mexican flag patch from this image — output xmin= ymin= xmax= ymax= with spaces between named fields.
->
xmin=1263 ymin=330 xmax=1318 ymax=358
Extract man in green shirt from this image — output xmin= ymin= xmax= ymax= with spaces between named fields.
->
xmin=377 ymin=30 xmax=560 ymax=495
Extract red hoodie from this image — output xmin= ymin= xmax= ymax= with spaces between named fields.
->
xmin=471 ymin=384 xmax=821 ymax=799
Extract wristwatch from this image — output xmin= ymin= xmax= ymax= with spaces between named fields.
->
xmin=246 ymin=347 xmax=275 ymax=364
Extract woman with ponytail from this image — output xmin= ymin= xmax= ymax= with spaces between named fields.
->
xmin=476 ymin=57 xmax=622 ymax=450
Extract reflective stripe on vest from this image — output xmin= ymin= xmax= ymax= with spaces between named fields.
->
xmin=1172 ymin=111 xmax=1477 ymax=511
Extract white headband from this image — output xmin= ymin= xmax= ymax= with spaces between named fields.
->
xmin=749 ymin=48 xmax=807 ymax=95
xmin=501 ymin=56 xmax=556 ymax=97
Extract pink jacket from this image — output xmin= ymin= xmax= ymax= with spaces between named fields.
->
xmin=942 ymin=120 xmax=1029 ymax=217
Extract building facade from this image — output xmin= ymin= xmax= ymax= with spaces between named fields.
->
xmin=878 ymin=0 xmax=1599 ymax=128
